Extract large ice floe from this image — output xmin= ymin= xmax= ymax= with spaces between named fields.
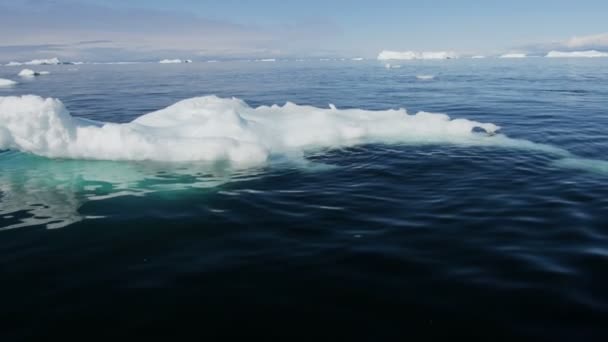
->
xmin=6 ymin=57 xmax=64 ymax=66
xmin=378 ymin=50 xmax=458 ymax=60
xmin=0 ymin=95 xmax=508 ymax=167
xmin=0 ymin=78 xmax=17 ymax=87
xmin=499 ymin=53 xmax=527 ymax=59
xmin=159 ymin=59 xmax=192 ymax=64
xmin=546 ymin=50 xmax=608 ymax=58
xmin=18 ymin=69 xmax=49 ymax=77
xmin=1 ymin=95 xmax=607 ymax=175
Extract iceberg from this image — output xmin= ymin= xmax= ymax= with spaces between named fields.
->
xmin=385 ymin=63 xmax=401 ymax=69
xmin=416 ymin=75 xmax=435 ymax=80
xmin=0 ymin=78 xmax=17 ymax=87
xmin=351 ymin=57 xmax=364 ymax=61
xmin=6 ymin=58 xmax=68 ymax=66
xmin=4 ymin=94 xmax=607 ymax=175
xmin=378 ymin=50 xmax=458 ymax=60
xmin=0 ymin=95 xmax=504 ymax=167
xmin=18 ymin=69 xmax=49 ymax=77
xmin=258 ymin=58 xmax=276 ymax=62
xmin=159 ymin=59 xmax=186 ymax=64
xmin=499 ymin=53 xmax=527 ymax=59
xmin=546 ymin=50 xmax=608 ymax=58
xmin=471 ymin=55 xmax=486 ymax=59
xmin=25 ymin=57 xmax=61 ymax=65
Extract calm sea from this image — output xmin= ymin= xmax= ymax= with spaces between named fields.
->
xmin=1 ymin=59 xmax=608 ymax=340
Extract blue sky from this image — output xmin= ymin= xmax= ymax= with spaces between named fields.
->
xmin=1 ymin=0 xmax=607 ymax=61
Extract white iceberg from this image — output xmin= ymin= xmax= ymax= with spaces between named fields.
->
xmin=258 ymin=58 xmax=276 ymax=62
xmin=351 ymin=57 xmax=364 ymax=61
xmin=546 ymin=50 xmax=608 ymax=58
xmin=159 ymin=59 xmax=184 ymax=64
xmin=416 ymin=75 xmax=435 ymax=80
xmin=6 ymin=58 xmax=65 ymax=66
xmin=0 ymin=95 xmax=505 ymax=167
xmin=471 ymin=55 xmax=486 ymax=59
xmin=25 ymin=57 xmax=61 ymax=65
xmin=0 ymin=78 xmax=17 ymax=87
xmin=18 ymin=69 xmax=49 ymax=77
xmin=378 ymin=50 xmax=458 ymax=60
xmin=499 ymin=53 xmax=527 ymax=59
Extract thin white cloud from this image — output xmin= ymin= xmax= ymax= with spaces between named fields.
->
xmin=564 ymin=33 xmax=608 ymax=49
xmin=0 ymin=0 xmax=342 ymax=61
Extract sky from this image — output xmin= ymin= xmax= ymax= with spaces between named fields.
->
xmin=0 ymin=0 xmax=607 ymax=61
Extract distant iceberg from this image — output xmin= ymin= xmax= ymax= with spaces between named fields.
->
xmin=0 ymin=78 xmax=17 ymax=87
xmin=378 ymin=50 xmax=457 ymax=60
xmin=384 ymin=63 xmax=401 ymax=69
xmin=546 ymin=50 xmax=608 ymax=58
xmin=6 ymin=57 xmax=70 ymax=66
xmin=499 ymin=53 xmax=527 ymax=59
xmin=159 ymin=59 xmax=181 ymax=64
xmin=18 ymin=69 xmax=49 ymax=77
xmin=258 ymin=58 xmax=276 ymax=62
xmin=416 ymin=75 xmax=435 ymax=80
xmin=25 ymin=57 xmax=62 ymax=65
xmin=351 ymin=57 xmax=364 ymax=61
xmin=471 ymin=55 xmax=486 ymax=59
xmin=159 ymin=59 xmax=191 ymax=64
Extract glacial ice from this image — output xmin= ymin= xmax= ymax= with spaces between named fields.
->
xmin=159 ymin=59 xmax=187 ymax=64
xmin=499 ymin=53 xmax=527 ymax=59
xmin=0 ymin=95 xmax=506 ymax=167
xmin=0 ymin=78 xmax=17 ymax=87
xmin=18 ymin=69 xmax=49 ymax=77
xmin=378 ymin=51 xmax=458 ymax=60
xmin=546 ymin=50 xmax=608 ymax=58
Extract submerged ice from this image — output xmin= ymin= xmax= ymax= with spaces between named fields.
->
xmin=0 ymin=95 xmax=503 ymax=167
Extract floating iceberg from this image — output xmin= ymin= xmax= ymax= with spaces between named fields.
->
xmin=25 ymin=57 xmax=62 ymax=65
xmin=0 ymin=95 xmax=505 ymax=167
xmin=351 ymin=57 xmax=364 ymax=61
xmin=546 ymin=50 xmax=608 ymax=58
xmin=385 ymin=63 xmax=401 ymax=69
xmin=258 ymin=58 xmax=276 ymax=62
xmin=378 ymin=50 xmax=458 ymax=60
xmin=499 ymin=53 xmax=527 ymax=59
xmin=6 ymin=57 xmax=68 ymax=66
xmin=18 ymin=69 xmax=49 ymax=77
xmin=0 ymin=78 xmax=17 ymax=87
xmin=416 ymin=75 xmax=435 ymax=80
xmin=471 ymin=55 xmax=486 ymax=59
xmin=159 ymin=59 xmax=181 ymax=64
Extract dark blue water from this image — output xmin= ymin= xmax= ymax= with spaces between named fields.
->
xmin=1 ymin=60 xmax=608 ymax=340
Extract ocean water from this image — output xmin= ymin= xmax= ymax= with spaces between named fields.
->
xmin=1 ymin=59 xmax=608 ymax=340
